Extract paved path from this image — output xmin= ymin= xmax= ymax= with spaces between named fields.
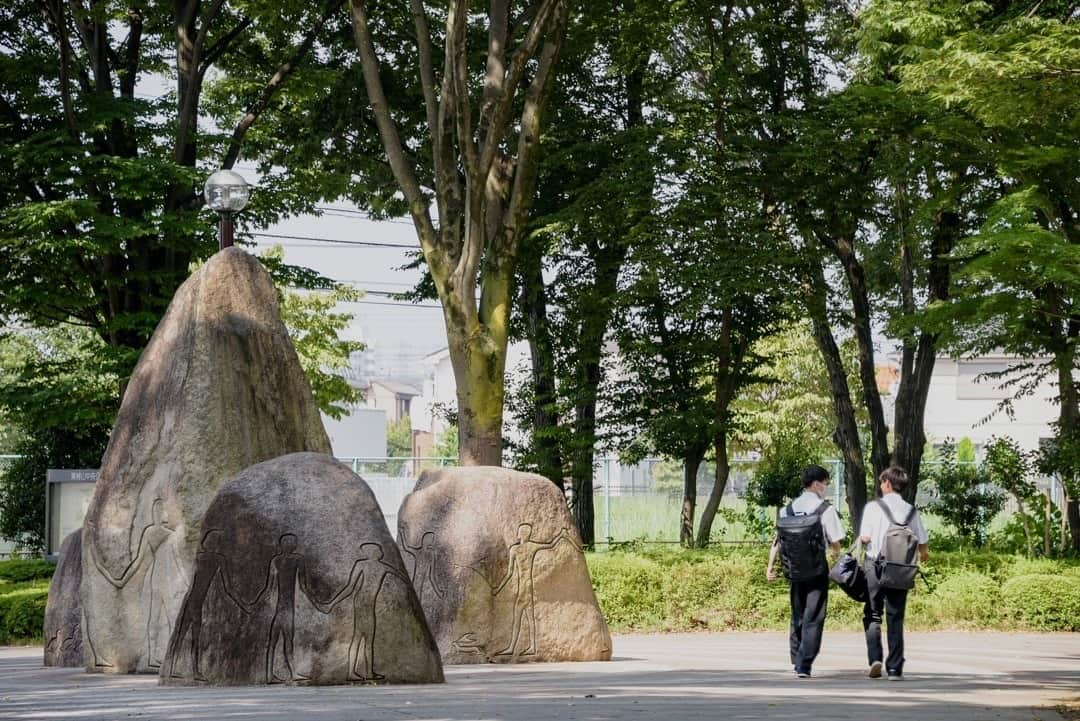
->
xmin=1 ymin=633 xmax=1077 ymax=721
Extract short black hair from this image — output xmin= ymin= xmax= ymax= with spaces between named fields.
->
xmin=879 ymin=466 xmax=909 ymax=494
xmin=801 ymin=465 xmax=830 ymax=488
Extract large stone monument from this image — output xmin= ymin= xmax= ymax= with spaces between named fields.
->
xmin=159 ymin=453 xmax=443 ymax=686
xmin=43 ymin=529 xmax=84 ymax=667
xmin=397 ymin=466 xmax=611 ymax=664
xmin=80 ymin=248 xmax=331 ymax=674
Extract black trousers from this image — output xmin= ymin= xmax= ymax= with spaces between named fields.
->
xmin=863 ymin=561 xmax=909 ymax=674
xmin=789 ymin=573 xmax=829 ymax=674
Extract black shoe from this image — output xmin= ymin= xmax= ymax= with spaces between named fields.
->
xmin=886 ymin=671 xmax=902 ymax=681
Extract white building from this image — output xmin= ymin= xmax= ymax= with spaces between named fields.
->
xmin=883 ymin=353 xmax=1059 ymax=454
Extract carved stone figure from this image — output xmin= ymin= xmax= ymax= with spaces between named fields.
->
xmin=80 ymin=248 xmax=331 ymax=674
xmin=160 ymin=453 xmax=443 ymax=686
xmin=44 ymin=530 xmax=83 ymax=667
xmin=397 ymin=467 xmax=612 ymax=664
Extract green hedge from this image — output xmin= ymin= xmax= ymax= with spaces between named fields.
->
xmin=0 ymin=559 xmax=55 ymax=643
xmin=587 ymin=547 xmax=1080 ymax=633
xmin=0 ymin=558 xmax=55 ymax=583
xmin=1001 ymin=574 xmax=1080 ymax=631
xmin=0 ymin=580 xmax=49 ymax=644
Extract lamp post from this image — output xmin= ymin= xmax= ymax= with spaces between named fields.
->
xmin=203 ymin=169 xmax=250 ymax=249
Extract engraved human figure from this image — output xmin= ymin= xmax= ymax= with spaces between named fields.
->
xmin=165 ymin=530 xmax=247 ymax=681
xmin=399 ymin=527 xmax=445 ymax=604
xmin=248 ymin=533 xmax=324 ymax=683
xmin=88 ymin=499 xmax=185 ymax=668
xmin=491 ymin=524 xmax=580 ymax=657
xmin=325 ymin=543 xmax=409 ymax=682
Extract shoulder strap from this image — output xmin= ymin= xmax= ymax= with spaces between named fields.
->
xmin=875 ymin=498 xmax=899 ymax=525
xmin=812 ymin=500 xmax=830 ymax=517
xmin=901 ymin=505 xmax=917 ymax=525
xmin=876 ymin=498 xmax=911 ymax=527
xmin=785 ymin=502 xmax=796 ymax=517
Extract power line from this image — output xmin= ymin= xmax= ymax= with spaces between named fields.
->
xmin=250 ymin=232 xmax=415 ymax=249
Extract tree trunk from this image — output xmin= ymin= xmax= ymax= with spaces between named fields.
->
xmin=891 ymin=208 xmax=955 ymax=501
xmin=521 ymin=248 xmax=563 ymax=486
xmin=449 ymin=331 xmax=506 ymax=466
xmin=681 ymin=449 xmax=704 ymax=548
xmin=828 ymin=236 xmax=891 ymax=479
xmin=696 ymin=434 xmax=730 ymax=548
xmin=803 ymin=257 xmax=869 ymax=530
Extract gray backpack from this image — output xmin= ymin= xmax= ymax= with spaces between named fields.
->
xmin=875 ymin=499 xmax=920 ymax=590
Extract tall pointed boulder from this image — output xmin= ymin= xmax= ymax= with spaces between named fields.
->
xmin=81 ymin=248 xmax=331 ymax=674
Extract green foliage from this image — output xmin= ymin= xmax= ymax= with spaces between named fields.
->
xmin=745 ymin=437 xmax=815 ymax=510
xmin=1001 ymin=574 xmax=1080 ymax=632
xmin=732 ymin=324 xmax=852 ymax=462
xmin=0 ymin=579 xmax=49 ymax=644
xmin=386 ymin=418 xmax=413 ymax=458
xmin=0 ymin=559 xmax=55 ymax=583
xmin=923 ymin=440 xmax=1006 ymax=547
xmin=0 ymin=427 xmax=108 ymax=554
xmin=433 ymin=426 xmax=458 ymax=460
xmin=587 ymin=546 xmax=1080 ymax=632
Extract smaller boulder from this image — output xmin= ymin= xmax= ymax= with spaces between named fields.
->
xmin=159 ymin=453 xmax=443 ymax=686
xmin=397 ymin=466 xmax=612 ymax=664
xmin=44 ymin=530 xmax=83 ymax=667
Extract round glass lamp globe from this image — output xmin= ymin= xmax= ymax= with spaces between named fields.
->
xmin=203 ymin=169 xmax=250 ymax=212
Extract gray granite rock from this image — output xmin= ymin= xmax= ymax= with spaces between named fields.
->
xmin=159 ymin=453 xmax=443 ymax=686
xmin=81 ymin=248 xmax=331 ymax=674
xmin=397 ymin=466 xmax=611 ymax=664
xmin=44 ymin=530 xmax=83 ymax=667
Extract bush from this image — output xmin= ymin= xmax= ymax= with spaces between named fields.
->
xmin=0 ymin=558 xmax=56 ymax=583
xmin=1001 ymin=574 xmax=1080 ymax=631
xmin=588 ymin=546 xmax=1080 ymax=633
xmin=0 ymin=580 xmax=49 ymax=644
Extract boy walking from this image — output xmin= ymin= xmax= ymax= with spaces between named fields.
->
xmin=859 ymin=466 xmax=929 ymax=680
xmin=766 ymin=465 xmax=844 ymax=678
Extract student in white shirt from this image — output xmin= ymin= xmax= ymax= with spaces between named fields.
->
xmin=766 ymin=465 xmax=844 ymax=678
xmin=859 ymin=466 xmax=929 ymax=681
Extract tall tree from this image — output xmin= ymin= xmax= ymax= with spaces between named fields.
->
xmin=509 ymin=0 xmax=663 ymax=545
xmin=869 ymin=0 xmax=1080 ymax=548
xmin=348 ymin=0 xmax=571 ymax=465
xmin=0 ymin=0 xmax=348 ymax=403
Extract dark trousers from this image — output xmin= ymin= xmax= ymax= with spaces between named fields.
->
xmin=789 ymin=573 xmax=829 ymax=674
xmin=863 ymin=561 xmax=909 ymax=674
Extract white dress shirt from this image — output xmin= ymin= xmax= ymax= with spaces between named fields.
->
xmin=778 ymin=490 xmax=845 ymax=544
xmin=859 ymin=493 xmax=928 ymax=558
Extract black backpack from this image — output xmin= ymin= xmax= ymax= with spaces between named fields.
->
xmin=874 ymin=499 xmax=920 ymax=590
xmin=776 ymin=501 xmax=830 ymax=581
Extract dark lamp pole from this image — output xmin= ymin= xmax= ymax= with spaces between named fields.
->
xmin=203 ymin=169 xmax=250 ymax=250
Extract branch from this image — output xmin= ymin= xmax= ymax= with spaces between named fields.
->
xmin=350 ymin=0 xmax=439 ymax=256
xmin=502 ymin=0 xmax=567 ymax=255
xmin=221 ymin=0 xmax=345 ymax=169
xmin=119 ymin=6 xmax=143 ymax=99
xmin=199 ymin=17 xmax=254 ymax=77
xmin=409 ymin=0 xmax=439 ymax=141
xmin=475 ymin=0 xmax=558 ymax=184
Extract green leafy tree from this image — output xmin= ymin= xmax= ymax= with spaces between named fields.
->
xmin=860 ymin=0 xmax=1080 ymax=548
xmin=0 ymin=0 xmax=351 ymax=433
xmin=983 ymin=435 xmax=1037 ymax=557
xmin=924 ymin=439 xmax=1006 ymax=547
xmin=0 ymin=326 xmax=115 ymax=550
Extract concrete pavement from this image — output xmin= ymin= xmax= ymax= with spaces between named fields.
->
xmin=1 ymin=632 xmax=1077 ymax=720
